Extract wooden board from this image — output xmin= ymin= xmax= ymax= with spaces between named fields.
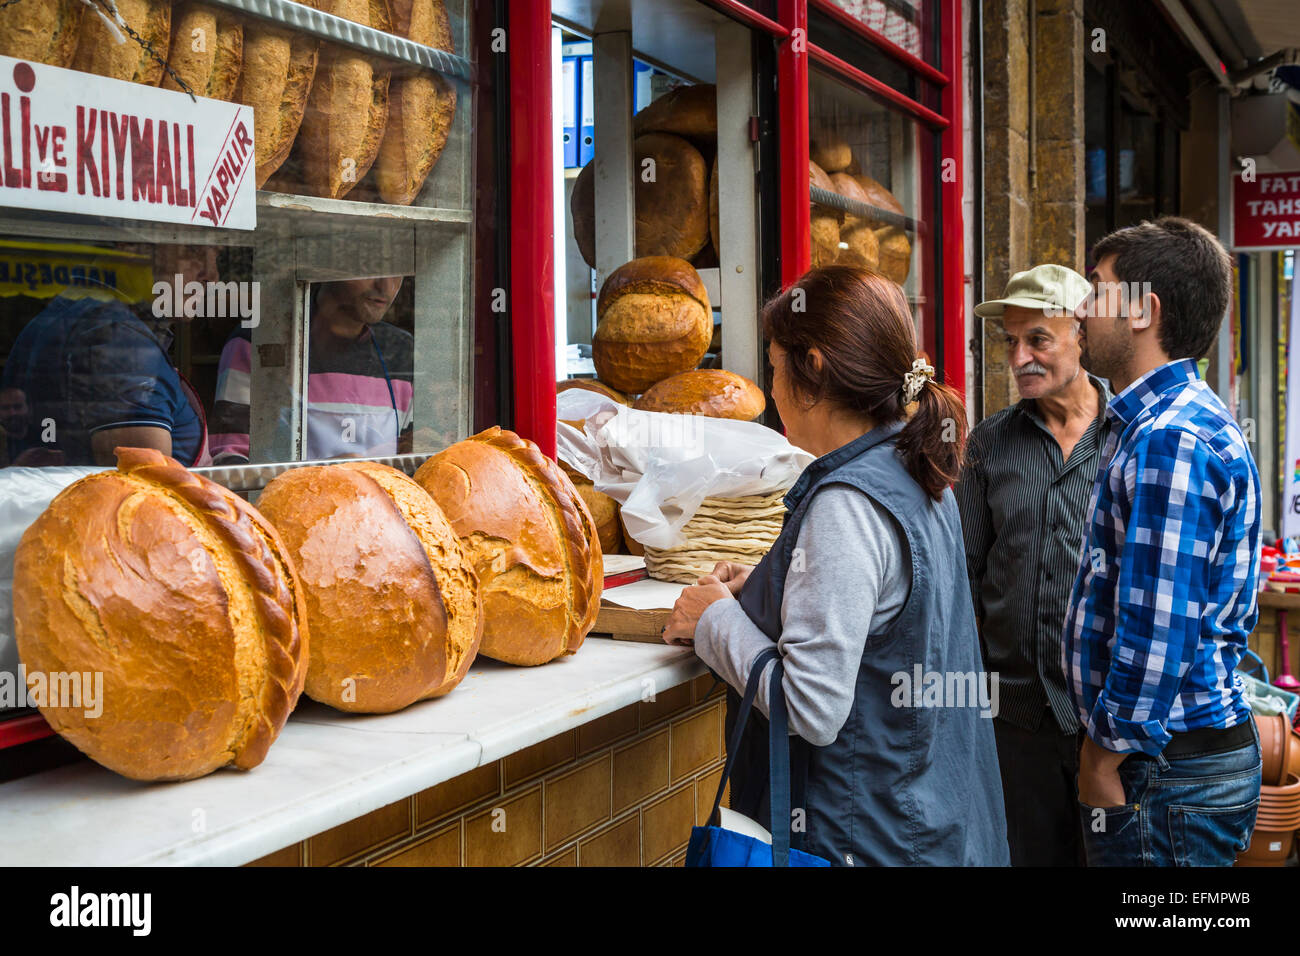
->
xmin=592 ymin=603 xmax=671 ymax=644
xmin=1260 ymin=590 xmax=1300 ymax=611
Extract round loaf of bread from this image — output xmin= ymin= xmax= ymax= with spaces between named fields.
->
xmin=875 ymin=226 xmax=912 ymax=284
xmin=256 ymin=461 xmax=482 ymax=713
xmin=163 ymin=4 xmax=244 ymax=101
xmin=593 ymin=256 xmax=713 ymax=394
xmin=557 ymin=379 xmax=629 ymax=405
xmin=709 ymin=159 xmax=721 ymax=260
xmin=374 ymin=0 xmax=457 ymax=205
xmin=12 ymin=448 xmax=309 ymax=781
xmin=810 ymin=126 xmax=851 ymax=173
xmin=830 ymin=173 xmax=880 ymax=271
xmin=236 ymin=23 xmax=321 ymax=187
xmin=634 ymin=369 xmax=765 ymax=421
xmin=414 ymin=428 xmax=602 ymax=666
xmin=810 ymin=160 xmax=842 ymax=267
xmin=632 ymin=84 xmax=717 ymax=141
xmin=635 ymin=133 xmax=710 ymax=260
xmin=560 ymin=462 xmax=622 ymax=556
xmin=71 ymin=0 xmax=170 ymax=85
xmin=0 ymin=0 xmax=83 ymax=67
xmin=851 ymin=173 xmax=905 ymax=221
xmin=570 ymin=159 xmax=597 ymax=268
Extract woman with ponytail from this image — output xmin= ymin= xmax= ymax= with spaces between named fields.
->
xmin=665 ymin=266 xmax=1009 ymax=866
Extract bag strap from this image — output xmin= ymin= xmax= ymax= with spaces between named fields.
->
xmin=767 ymin=656 xmax=791 ymax=867
xmin=705 ymin=647 xmax=780 ymax=829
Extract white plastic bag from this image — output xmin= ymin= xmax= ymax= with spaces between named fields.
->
xmin=556 ymin=389 xmax=812 ymax=550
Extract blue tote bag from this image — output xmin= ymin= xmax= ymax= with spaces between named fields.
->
xmin=686 ymin=647 xmax=830 ymax=867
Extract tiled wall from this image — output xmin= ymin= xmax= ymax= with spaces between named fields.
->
xmin=247 ymin=671 xmax=729 ymax=867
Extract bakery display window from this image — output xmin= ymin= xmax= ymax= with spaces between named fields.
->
xmin=551 ymin=0 xmax=773 ymax=406
xmin=806 ymin=68 xmax=936 ymax=345
xmin=0 ymin=0 xmax=481 ymax=491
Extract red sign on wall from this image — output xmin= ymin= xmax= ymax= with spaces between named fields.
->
xmin=1233 ymin=170 xmax=1300 ymax=249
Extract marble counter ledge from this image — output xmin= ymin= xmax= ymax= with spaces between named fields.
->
xmin=0 ymin=640 xmax=704 ymax=867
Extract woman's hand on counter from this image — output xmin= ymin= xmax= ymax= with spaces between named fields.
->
xmin=709 ymin=561 xmax=754 ymax=596
xmin=663 ymin=575 xmax=733 ymax=646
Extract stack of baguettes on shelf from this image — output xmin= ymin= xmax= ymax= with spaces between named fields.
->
xmin=0 ymin=0 xmax=458 ymax=204
xmin=10 ymin=431 xmax=602 ymax=782
xmin=809 ymin=125 xmax=912 ymax=285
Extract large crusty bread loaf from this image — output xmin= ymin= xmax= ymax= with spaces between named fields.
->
xmin=635 ymin=133 xmax=710 ymax=260
xmin=810 ymin=125 xmax=851 ymax=173
xmin=12 ymin=448 xmax=308 ymax=781
xmin=257 ymin=461 xmax=482 ymax=713
xmin=632 ymin=84 xmax=717 ymax=141
xmin=809 ymin=160 xmax=841 ymax=268
xmin=830 ymin=173 xmax=880 ymax=272
xmin=874 ymin=226 xmax=912 ymax=284
xmin=560 ymin=462 xmax=622 ymax=557
xmin=235 ymin=18 xmax=320 ymax=188
xmin=71 ymin=0 xmax=170 ymax=85
xmin=414 ymin=428 xmax=602 ymax=667
xmin=273 ymin=0 xmax=392 ymax=199
xmin=163 ymin=3 xmax=244 ymax=101
xmin=373 ymin=0 xmax=457 ymax=205
xmin=593 ymin=256 xmax=713 ymax=394
xmin=0 ymin=0 xmax=83 ymax=67
xmin=633 ymin=369 xmax=765 ymax=421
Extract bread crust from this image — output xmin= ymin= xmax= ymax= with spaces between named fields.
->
xmin=414 ymin=428 xmax=601 ymax=666
xmin=0 ymin=0 xmax=84 ymax=66
xmin=12 ymin=448 xmax=308 ymax=781
xmin=632 ymin=84 xmax=717 ymax=140
xmin=163 ymin=3 xmax=244 ymax=101
xmin=810 ymin=126 xmax=851 ymax=173
xmin=633 ymin=369 xmax=765 ymax=421
xmin=374 ymin=0 xmax=457 ymax=205
xmin=634 ymin=133 xmax=709 ymax=259
xmin=257 ymin=461 xmax=481 ymax=713
xmin=236 ymin=18 xmax=321 ymax=187
xmin=71 ymin=0 xmax=171 ymax=85
xmin=557 ymin=379 xmax=629 ymax=405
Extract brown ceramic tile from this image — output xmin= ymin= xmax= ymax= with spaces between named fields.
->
xmin=464 ymin=787 xmax=544 ymax=867
xmin=613 ymin=728 xmax=669 ymax=813
xmin=692 ymin=672 xmax=725 ymax=703
xmin=416 ymin=762 xmax=501 ymax=828
xmin=694 ymin=766 xmax=724 ymax=825
xmin=504 ymin=730 xmax=576 ymax=787
xmin=579 ymin=814 xmax=641 ymax=867
xmin=309 ymin=799 xmax=411 ymax=866
xmin=544 ymin=753 xmax=613 ymax=850
xmin=670 ymin=704 xmax=721 ymax=782
xmin=245 ymin=844 xmax=301 ymax=867
xmin=642 ymin=784 xmax=695 ymax=864
xmin=373 ymin=825 xmax=460 ymax=867
xmin=542 ymin=846 xmax=577 ymax=866
xmin=578 ymin=704 xmax=639 ymax=754
xmin=638 ymin=681 xmax=693 ymax=729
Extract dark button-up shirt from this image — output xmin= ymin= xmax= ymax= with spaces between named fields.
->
xmin=956 ymin=376 xmax=1111 ymax=733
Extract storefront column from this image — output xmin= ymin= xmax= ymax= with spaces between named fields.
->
xmin=509 ymin=0 xmax=558 ymax=458
xmin=778 ymin=0 xmax=810 ymax=288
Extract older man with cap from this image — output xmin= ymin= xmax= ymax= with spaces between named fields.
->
xmin=955 ymin=264 xmax=1107 ymax=866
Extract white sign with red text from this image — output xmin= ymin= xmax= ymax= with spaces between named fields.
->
xmin=0 ymin=54 xmax=255 ymax=230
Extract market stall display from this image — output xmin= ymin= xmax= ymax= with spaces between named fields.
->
xmin=632 ymin=368 xmax=764 ymax=420
xmin=592 ymin=256 xmax=713 ymax=394
xmin=10 ymin=448 xmax=309 ymax=781
xmin=414 ymin=427 xmax=602 ymax=667
xmin=256 ymin=461 xmax=482 ymax=713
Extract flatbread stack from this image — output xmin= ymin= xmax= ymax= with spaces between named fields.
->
xmin=643 ymin=490 xmax=788 ymax=584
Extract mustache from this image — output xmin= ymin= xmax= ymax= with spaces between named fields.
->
xmin=1014 ymin=361 xmax=1048 ymax=376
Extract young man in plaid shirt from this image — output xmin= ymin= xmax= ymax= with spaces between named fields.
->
xmin=1064 ymin=217 xmax=1262 ymax=867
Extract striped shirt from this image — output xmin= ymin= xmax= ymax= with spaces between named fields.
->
xmin=1062 ymin=359 xmax=1261 ymax=756
xmin=955 ymin=375 xmax=1110 ymax=733
xmin=210 ymin=323 xmax=413 ymax=463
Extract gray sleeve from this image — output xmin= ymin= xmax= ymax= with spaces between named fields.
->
xmin=694 ymin=484 xmax=907 ymax=747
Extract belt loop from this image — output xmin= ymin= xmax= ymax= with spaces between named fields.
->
xmin=1154 ymin=751 xmax=1170 ymax=772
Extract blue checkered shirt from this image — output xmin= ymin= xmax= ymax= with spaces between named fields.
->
xmin=1062 ymin=359 xmax=1261 ymax=756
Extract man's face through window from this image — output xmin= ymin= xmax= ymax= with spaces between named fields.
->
xmin=319 ymin=277 xmax=403 ymax=327
xmin=0 ymin=387 xmax=29 ymax=438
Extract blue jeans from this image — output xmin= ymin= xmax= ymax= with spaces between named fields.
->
xmin=1078 ymin=725 xmax=1262 ymax=867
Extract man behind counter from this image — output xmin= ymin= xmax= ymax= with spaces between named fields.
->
xmin=210 ymin=276 xmax=413 ymax=464
xmin=1 ymin=245 xmax=215 ymax=467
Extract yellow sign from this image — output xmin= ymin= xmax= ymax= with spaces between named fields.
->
xmin=0 ymin=240 xmax=154 ymax=303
